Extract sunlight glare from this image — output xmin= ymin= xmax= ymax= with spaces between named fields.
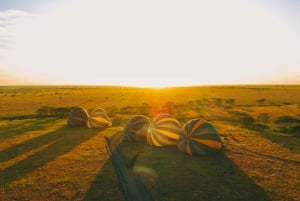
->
xmin=2 ymin=0 xmax=300 ymax=86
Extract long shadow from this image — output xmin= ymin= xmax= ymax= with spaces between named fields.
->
xmin=225 ymin=144 xmax=300 ymax=165
xmin=84 ymin=135 xmax=271 ymax=201
xmin=0 ymin=117 xmax=61 ymax=140
xmin=0 ymin=125 xmax=101 ymax=187
xmin=0 ymin=122 xmax=69 ymax=162
xmin=233 ymin=124 xmax=300 ymax=153
xmin=258 ymin=131 xmax=300 ymax=153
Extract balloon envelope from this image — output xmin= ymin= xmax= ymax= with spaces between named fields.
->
xmin=147 ymin=113 xmax=182 ymax=146
xmin=87 ymin=108 xmax=112 ymax=128
xmin=123 ymin=115 xmax=150 ymax=142
xmin=178 ymin=118 xmax=222 ymax=155
xmin=67 ymin=107 xmax=89 ymax=127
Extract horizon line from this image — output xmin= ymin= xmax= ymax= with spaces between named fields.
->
xmin=1 ymin=83 xmax=300 ymax=89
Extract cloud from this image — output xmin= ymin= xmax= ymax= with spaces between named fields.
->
xmin=0 ymin=9 xmax=29 ymax=20
xmin=0 ymin=10 xmax=36 ymax=52
xmin=1 ymin=0 xmax=300 ymax=86
xmin=0 ymin=10 xmax=22 ymax=47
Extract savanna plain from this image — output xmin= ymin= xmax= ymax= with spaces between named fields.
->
xmin=0 ymin=85 xmax=300 ymax=201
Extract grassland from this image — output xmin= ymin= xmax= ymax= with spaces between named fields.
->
xmin=0 ymin=85 xmax=300 ymax=201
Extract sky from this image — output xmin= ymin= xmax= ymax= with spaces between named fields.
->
xmin=0 ymin=0 xmax=299 ymax=87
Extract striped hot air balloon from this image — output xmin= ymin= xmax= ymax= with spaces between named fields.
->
xmin=147 ymin=113 xmax=182 ymax=146
xmin=67 ymin=107 xmax=89 ymax=127
xmin=178 ymin=118 xmax=222 ymax=155
xmin=123 ymin=115 xmax=150 ymax=142
xmin=87 ymin=108 xmax=112 ymax=128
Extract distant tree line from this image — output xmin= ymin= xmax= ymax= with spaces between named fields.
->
xmin=35 ymin=106 xmax=73 ymax=117
xmin=231 ymin=111 xmax=300 ymax=137
xmin=0 ymin=106 xmax=74 ymax=120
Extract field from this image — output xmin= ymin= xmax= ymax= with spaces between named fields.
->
xmin=0 ymin=85 xmax=300 ymax=201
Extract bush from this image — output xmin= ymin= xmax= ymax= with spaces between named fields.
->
xmin=253 ymin=123 xmax=269 ymax=131
xmin=275 ymin=116 xmax=300 ymax=124
xmin=290 ymin=125 xmax=300 ymax=137
xmin=232 ymin=111 xmax=255 ymax=127
xmin=240 ymin=115 xmax=255 ymax=126
xmin=53 ymin=107 xmax=71 ymax=116
xmin=274 ymin=115 xmax=300 ymax=136
xmin=36 ymin=106 xmax=54 ymax=117
xmin=35 ymin=106 xmax=72 ymax=117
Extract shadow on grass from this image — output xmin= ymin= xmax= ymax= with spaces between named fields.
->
xmin=230 ymin=123 xmax=300 ymax=153
xmin=0 ymin=117 xmax=61 ymax=140
xmin=0 ymin=125 xmax=101 ymax=187
xmin=258 ymin=131 xmax=300 ymax=153
xmin=84 ymin=136 xmax=271 ymax=201
xmin=225 ymin=143 xmax=300 ymax=166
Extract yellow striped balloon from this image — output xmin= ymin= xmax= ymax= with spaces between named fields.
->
xmin=178 ymin=118 xmax=222 ymax=155
xmin=147 ymin=114 xmax=182 ymax=146
xmin=67 ymin=107 xmax=89 ymax=127
xmin=87 ymin=108 xmax=112 ymax=128
xmin=123 ymin=115 xmax=151 ymax=142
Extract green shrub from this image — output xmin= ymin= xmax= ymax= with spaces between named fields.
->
xmin=290 ymin=125 xmax=300 ymax=137
xmin=275 ymin=116 xmax=300 ymax=124
xmin=232 ymin=111 xmax=255 ymax=127
xmin=35 ymin=106 xmax=72 ymax=117
xmin=274 ymin=115 xmax=300 ymax=136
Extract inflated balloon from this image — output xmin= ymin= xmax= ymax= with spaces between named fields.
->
xmin=87 ymin=108 xmax=112 ymax=128
xmin=178 ymin=118 xmax=222 ymax=155
xmin=123 ymin=115 xmax=151 ymax=142
xmin=147 ymin=113 xmax=182 ymax=146
xmin=67 ymin=107 xmax=89 ymax=127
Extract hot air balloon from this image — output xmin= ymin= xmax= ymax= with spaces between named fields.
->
xmin=87 ymin=108 xmax=112 ymax=128
xmin=147 ymin=113 xmax=182 ymax=146
xmin=67 ymin=107 xmax=89 ymax=127
xmin=178 ymin=118 xmax=222 ymax=155
xmin=123 ymin=115 xmax=150 ymax=142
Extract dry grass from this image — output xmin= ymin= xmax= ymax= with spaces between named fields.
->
xmin=0 ymin=85 xmax=300 ymax=201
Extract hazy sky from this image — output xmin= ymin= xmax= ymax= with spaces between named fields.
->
xmin=0 ymin=0 xmax=299 ymax=86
